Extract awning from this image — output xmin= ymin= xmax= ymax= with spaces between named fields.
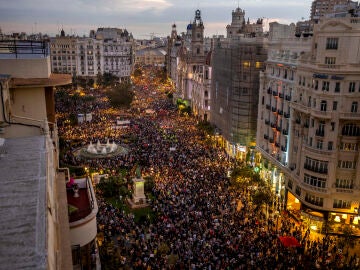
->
xmin=278 ymin=236 xmax=301 ymax=248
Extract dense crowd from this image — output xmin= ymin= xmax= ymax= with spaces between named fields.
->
xmin=57 ymin=70 xmax=360 ymax=269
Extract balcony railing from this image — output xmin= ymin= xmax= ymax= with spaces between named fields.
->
xmin=282 ymin=129 xmax=288 ymax=135
xmin=279 ymin=93 xmax=284 ymax=99
xmin=264 ymin=134 xmax=269 ymax=140
xmin=284 ymin=112 xmax=290 ymax=119
xmin=272 ymin=91 xmax=278 ymax=97
xmin=0 ymin=40 xmax=49 ymax=58
xmin=281 ymin=145 xmax=287 ymax=152
xmin=285 ymin=95 xmax=292 ymax=101
xmin=304 ymin=164 xmax=328 ymax=174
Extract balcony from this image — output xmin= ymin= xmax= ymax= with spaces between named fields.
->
xmin=271 ymin=122 xmax=277 ymax=129
xmin=284 ymin=112 xmax=290 ymax=119
xmin=304 ymin=164 xmax=328 ymax=174
xmin=265 ymin=119 xmax=270 ymax=125
xmin=271 ymin=107 xmax=277 ymax=112
xmin=311 ymin=110 xmax=332 ymax=119
xmin=285 ymin=95 xmax=292 ymax=101
xmin=269 ymin=138 xmax=274 ymax=143
xmin=264 ymin=134 xmax=269 ymax=140
xmin=276 ymin=125 xmax=281 ymax=132
xmin=332 ymin=184 xmax=354 ymax=193
xmin=281 ymin=145 xmax=287 ymax=152
xmin=279 ymin=93 xmax=284 ymax=99
xmin=266 ymin=104 xmax=271 ymax=110
xmin=267 ymin=88 xmax=272 ymax=94
xmin=304 ymin=145 xmax=334 ymax=156
xmin=275 ymin=142 xmax=280 ymax=148
xmin=277 ymin=109 xmax=283 ymax=115
xmin=339 ymin=112 xmax=360 ymax=120
xmin=67 ymin=177 xmax=98 ymax=247
xmin=272 ymin=91 xmax=278 ymax=97
xmin=291 ymin=102 xmax=310 ymax=114
xmin=282 ymin=129 xmax=288 ymax=135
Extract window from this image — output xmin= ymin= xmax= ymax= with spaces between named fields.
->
xmin=326 ymin=37 xmax=338 ymax=50
xmin=313 ymin=79 xmax=318 ymax=90
xmin=333 ymin=199 xmax=351 ymax=209
xmin=351 ymin=102 xmax=358 ymax=113
xmin=320 ymin=100 xmax=327 ymax=111
xmin=304 ymin=156 xmax=328 ymax=174
xmin=304 ymin=173 xmax=326 ymax=188
xmin=322 ymin=81 xmax=329 ymax=91
xmin=333 ymin=101 xmax=338 ymax=111
xmin=328 ymin=141 xmax=333 ymax=150
xmin=340 ymin=142 xmax=358 ymax=151
xmin=349 ymin=82 xmax=356 ymax=92
xmin=331 ymin=122 xmax=335 ymax=131
xmin=335 ymin=179 xmax=354 ymax=189
xmin=335 ymin=82 xmax=340 ymax=92
xmin=316 ymin=140 xmax=323 ymax=149
xmin=325 ymin=57 xmax=336 ymax=65
xmin=305 ymin=194 xmax=324 ymax=207
xmin=338 ymin=160 xmax=357 ymax=169
xmin=342 ymin=124 xmax=360 ymax=136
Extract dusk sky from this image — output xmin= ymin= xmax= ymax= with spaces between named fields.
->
xmin=0 ymin=0 xmax=313 ymax=38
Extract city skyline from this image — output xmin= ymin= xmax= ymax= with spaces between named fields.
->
xmin=0 ymin=0 xmax=313 ymax=38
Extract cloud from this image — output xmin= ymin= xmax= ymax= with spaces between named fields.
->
xmin=0 ymin=0 xmax=313 ymax=37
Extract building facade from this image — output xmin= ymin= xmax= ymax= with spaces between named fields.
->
xmin=210 ymin=7 xmax=267 ymax=159
xmin=175 ymin=10 xmax=212 ymax=121
xmin=50 ymin=28 xmax=134 ymax=82
xmin=256 ymin=16 xmax=360 ymax=234
xmin=0 ymin=40 xmax=73 ymax=269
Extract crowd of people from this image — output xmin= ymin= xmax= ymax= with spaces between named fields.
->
xmin=57 ymin=69 xmax=360 ymax=269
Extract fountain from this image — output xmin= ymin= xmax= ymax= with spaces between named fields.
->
xmin=75 ymin=139 xmax=128 ymax=159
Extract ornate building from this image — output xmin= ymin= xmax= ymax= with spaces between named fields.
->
xmin=175 ymin=10 xmax=212 ymax=121
xmin=256 ymin=16 xmax=360 ymax=235
xmin=50 ymin=28 xmax=134 ymax=82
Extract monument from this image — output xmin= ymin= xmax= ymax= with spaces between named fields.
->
xmin=128 ymin=166 xmax=148 ymax=208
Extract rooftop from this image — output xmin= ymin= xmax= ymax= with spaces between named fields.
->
xmin=0 ymin=135 xmax=47 ymax=269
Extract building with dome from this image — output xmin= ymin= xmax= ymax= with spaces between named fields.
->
xmin=170 ymin=9 xmax=212 ymax=121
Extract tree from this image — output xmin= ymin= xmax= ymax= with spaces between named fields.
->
xmin=338 ymin=226 xmax=357 ymax=254
xmin=251 ymin=188 xmax=273 ymax=210
xmin=106 ymin=81 xmax=134 ymax=108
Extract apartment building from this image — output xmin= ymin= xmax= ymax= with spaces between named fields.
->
xmin=311 ymin=0 xmax=357 ymax=22
xmin=50 ymin=28 xmax=134 ymax=82
xmin=0 ymin=40 xmax=100 ymax=269
xmin=256 ymin=16 xmax=360 ymax=234
xmin=0 ymin=40 xmax=73 ymax=269
xmin=210 ymin=7 xmax=267 ymax=159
